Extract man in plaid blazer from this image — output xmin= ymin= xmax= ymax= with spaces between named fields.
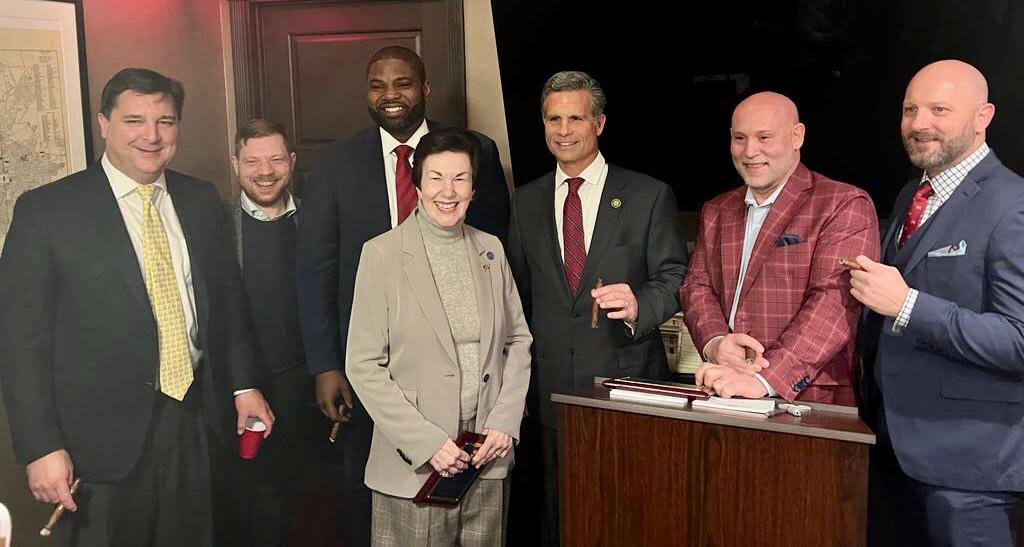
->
xmin=680 ymin=92 xmax=879 ymax=404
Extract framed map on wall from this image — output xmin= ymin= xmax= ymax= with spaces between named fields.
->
xmin=0 ymin=0 xmax=90 ymax=250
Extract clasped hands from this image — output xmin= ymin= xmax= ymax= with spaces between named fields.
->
xmin=429 ymin=429 xmax=511 ymax=477
xmin=695 ymin=333 xmax=770 ymax=399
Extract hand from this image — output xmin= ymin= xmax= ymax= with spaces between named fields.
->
xmin=316 ymin=369 xmax=353 ymax=423
xmin=235 ymin=389 xmax=275 ymax=438
xmin=591 ymin=283 xmax=638 ymax=323
xmin=848 ymin=255 xmax=910 ymax=317
xmin=471 ymin=429 xmax=513 ymax=467
xmin=696 ymin=363 xmax=769 ymax=399
xmin=429 ymin=439 xmax=471 ymax=477
xmin=705 ymin=333 xmax=769 ymax=374
xmin=26 ymin=449 xmax=77 ymax=511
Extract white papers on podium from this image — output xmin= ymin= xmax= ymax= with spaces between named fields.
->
xmin=691 ymin=396 xmax=776 ymax=415
xmin=608 ymin=388 xmax=690 ymax=408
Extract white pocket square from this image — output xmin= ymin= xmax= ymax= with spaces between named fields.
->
xmin=927 ymin=240 xmax=967 ymax=257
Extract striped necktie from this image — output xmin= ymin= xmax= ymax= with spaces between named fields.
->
xmin=137 ymin=184 xmax=193 ymax=401
xmin=562 ymin=177 xmax=587 ymax=294
xmin=395 ymin=144 xmax=417 ymax=224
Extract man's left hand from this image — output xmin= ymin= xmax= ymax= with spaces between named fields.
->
xmin=848 ymin=254 xmax=910 ymax=318
xmin=696 ymin=363 xmax=769 ymax=399
xmin=592 ymin=283 xmax=638 ymax=323
xmin=235 ymin=389 xmax=275 ymax=438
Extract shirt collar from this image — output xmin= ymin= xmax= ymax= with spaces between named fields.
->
xmin=240 ymin=190 xmax=297 ymax=221
xmin=102 ymin=153 xmax=167 ymax=200
xmin=921 ymin=142 xmax=990 ymax=201
xmin=555 ymin=151 xmax=606 ymax=188
xmin=744 ymin=179 xmax=787 ymax=209
xmin=380 ymin=119 xmax=431 ymax=155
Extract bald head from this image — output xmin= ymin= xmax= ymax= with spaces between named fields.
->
xmin=902 ymin=60 xmax=994 ymax=175
xmin=732 ymin=92 xmax=801 ymax=127
xmin=730 ymin=92 xmax=806 ymax=202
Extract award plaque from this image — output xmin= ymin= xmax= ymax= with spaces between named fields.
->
xmin=413 ymin=431 xmax=487 ymax=506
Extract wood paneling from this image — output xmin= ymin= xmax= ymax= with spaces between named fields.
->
xmin=558 ymin=403 xmax=869 ymax=547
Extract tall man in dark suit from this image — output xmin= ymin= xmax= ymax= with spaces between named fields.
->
xmin=0 ymin=68 xmax=273 ymax=546
xmin=853 ymin=60 xmax=1024 ymax=545
xmin=296 ymin=46 xmax=509 ymax=545
xmin=506 ymin=70 xmax=687 ymax=546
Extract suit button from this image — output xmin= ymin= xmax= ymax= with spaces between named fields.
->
xmin=483 ymin=373 xmax=490 ymax=382
xmin=144 ymin=381 xmax=154 ymax=387
xmin=569 ymin=348 xmax=575 ymax=356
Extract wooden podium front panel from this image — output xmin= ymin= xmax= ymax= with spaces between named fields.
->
xmin=558 ymin=403 xmax=868 ymax=547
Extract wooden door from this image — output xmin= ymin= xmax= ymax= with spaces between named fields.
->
xmin=227 ymin=0 xmax=466 ymax=190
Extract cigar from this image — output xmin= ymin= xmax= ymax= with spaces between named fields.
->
xmin=328 ymin=421 xmax=341 ymax=443
xmin=744 ymin=346 xmax=757 ymax=366
xmin=39 ymin=477 xmax=81 ymax=537
xmin=839 ymin=257 xmax=865 ymax=271
xmin=591 ymin=278 xmax=604 ymax=328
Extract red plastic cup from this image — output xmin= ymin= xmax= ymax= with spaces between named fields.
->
xmin=239 ymin=416 xmax=267 ymax=459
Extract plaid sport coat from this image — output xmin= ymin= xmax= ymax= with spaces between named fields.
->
xmin=680 ymin=164 xmax=880 ymax=402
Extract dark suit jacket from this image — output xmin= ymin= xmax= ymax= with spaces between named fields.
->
xmin=862 ymin=150 xmax=1024 ymax=492
xmin=507 ymin=164 xmax=687 ymax=427
xmin=297 ymin=122 xmax=510 ymax=375
xmin=0 ymin=165 xmax=257 ymax=482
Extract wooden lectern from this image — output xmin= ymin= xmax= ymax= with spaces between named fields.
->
xmin=554 ymin=386 xmax=874 ymax=547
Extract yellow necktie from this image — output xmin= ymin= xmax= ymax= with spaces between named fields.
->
xmin=137 ymin=184 xmax=193 ymax=401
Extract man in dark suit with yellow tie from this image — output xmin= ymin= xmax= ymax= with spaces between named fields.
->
xmin=0 ymin=68 xmax=273 ymax=546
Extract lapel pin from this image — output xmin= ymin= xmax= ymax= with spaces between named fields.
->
xmin=486 ymin=251 xmax=494 ymax=260
xmin=610 ymin=198 xmax=622 ymax=209
xmin=483 ymin=264 xmax=491 ymax=272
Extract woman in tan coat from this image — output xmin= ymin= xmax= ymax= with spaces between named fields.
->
xmin=346 ymin=128 xmax=532 ymax=546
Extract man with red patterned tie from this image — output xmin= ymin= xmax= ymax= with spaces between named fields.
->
xmin=296 ymin=46 xmax=509 ymax=545
xmin=507 ymin=70 xmax=687 ymax=546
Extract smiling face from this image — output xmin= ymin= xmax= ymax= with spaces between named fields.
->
xmin=416 ymin=151 xmax=474 ymax=227
xmin=231 ymin=133 xmax=295 ymax=211
xmin=366 ymin=58 xmax=429 ymax=141
xmin=98 ymin=91 xmax=178 ymax=184
xmin=729 ymin=93 xmax=804 ymax=202
xmin=901 ymin=61 xmax=993 ymax=176
xmin=542 ymin=90 xmax=605 ymax=177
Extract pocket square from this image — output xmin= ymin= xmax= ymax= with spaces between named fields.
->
xmin=927 ymin=240 xmax=967 ymax=257
xmin=776 ymin=234 xmax=802 ymax=247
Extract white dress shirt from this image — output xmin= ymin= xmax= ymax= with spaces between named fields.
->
xmin=102 ymin=154 xmax=202 ymax=369
xmin=240 ymin=190 xmax=297 ymax=221
xmin=553 ymin=152 xmax=608 ymax=256
xmin=380 ymin=120 xmax=431 ymax=228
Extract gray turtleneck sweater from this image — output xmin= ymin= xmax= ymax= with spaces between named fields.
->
xmin=415 ymin=209 xmax=481 ymax=420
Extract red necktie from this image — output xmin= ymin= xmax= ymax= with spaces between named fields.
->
xmin=898 ymin=179 xmax=934 ymax=247
xmin=394 ymin=144 xmax=417 ymax=224
xmin=562 ymin=177 xmax=587 ymax=294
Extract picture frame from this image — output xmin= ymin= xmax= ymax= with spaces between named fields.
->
xmin=0 ymin=0 xmax=92 ymax=245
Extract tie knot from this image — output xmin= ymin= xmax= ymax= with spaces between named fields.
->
xmin=137 ymin=184 xmax=157 ymax=203
xmin=394 ymin=144 xmax=414 ymax=161
xmin=566 ymin=177 xmax=585 ymax=194
xmin=916 ymin=179 xmax=935 ymax=199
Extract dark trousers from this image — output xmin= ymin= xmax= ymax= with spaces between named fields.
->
xmin=217 ymin=366 xmax=312 ymax=547
xmin=337 ymin=391 xmax=374 ymax=547
xmin=869 ymin=411 xmax=1023 ymax=546
xmin=540 ymin=425 xmax=560 ymax=547
xmin=58 ymin=390 xmax=212 ymax=547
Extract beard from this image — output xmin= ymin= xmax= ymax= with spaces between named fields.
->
xmin=904 ymin=123 xmax=975 ymax=172
xmin=368 ymin=100 xmax=426 ymax=137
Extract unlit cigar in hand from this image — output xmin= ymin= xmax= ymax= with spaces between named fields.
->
xmin=839 ymin=257 xmax=864 ymax=271
xmin=329 ymin=421 xmax=341 ymax=443
xmin=591 ymin=278 xmax=604 ymax=328
xmin=744 ymin=346 xmax=757 ymax=366
xmin=39 ymin=477 xmax=80 ymax=537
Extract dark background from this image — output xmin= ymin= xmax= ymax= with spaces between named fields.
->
xmin=492 ymin=0 xmax=1024 ymax=216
